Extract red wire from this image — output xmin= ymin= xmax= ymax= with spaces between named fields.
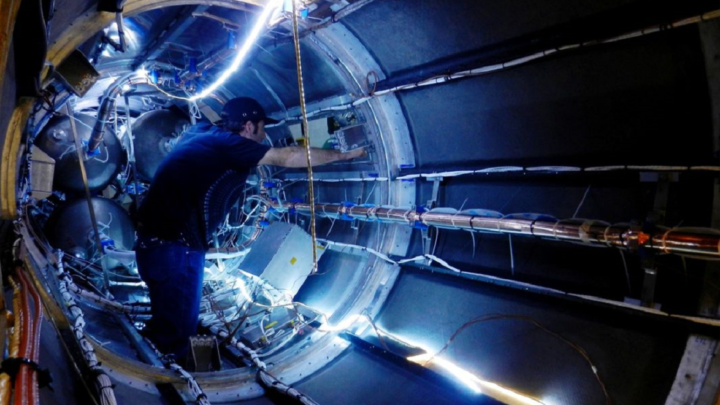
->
xmin=14 ymin=268 xmax=42 ymax=405
xmin=22 ymin=269 xmax=42 ymax=405
xmin=12 ymin=271 xmax=31 ymax=405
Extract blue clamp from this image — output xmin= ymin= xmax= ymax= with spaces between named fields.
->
xmin=259 ymin=220 xmax=270 ymax=228
xmin=412 ymin=206 xmax=428 ymax=229
xmin=149 ymin=69 xmax=159 ymax=84
xmin=263 ymin=181 xmax=277 ymax=189
xmin=100 ymin=238 xmax=115 ymax=249
xmin=368 ymin=173 xmax=379 ymax=178
xmin=81 ymin=140 xmax=101 ymax=157
xmin=289 ymin=207 xmax=296 ymax=215
xmin=340 ymin=201 xmax=355 ymax=221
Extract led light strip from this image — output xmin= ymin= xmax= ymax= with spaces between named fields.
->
xmin=140 ymin=0 xmax=285 ymax=101
xmin=188 ymin=0 xmax=285 ymax=101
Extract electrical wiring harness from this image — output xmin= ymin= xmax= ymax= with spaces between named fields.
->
xmin=54 ymin=251 xmax=117 ymax=405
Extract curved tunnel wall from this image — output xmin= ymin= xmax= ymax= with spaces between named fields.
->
xmin=2 ymin=0 xmax=720 ymax=404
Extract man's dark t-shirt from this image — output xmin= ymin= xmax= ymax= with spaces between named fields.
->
xmin=137 ymin=123 xmax=271 ymax=250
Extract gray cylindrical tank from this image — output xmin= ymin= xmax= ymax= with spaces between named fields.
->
xmin=34 ymin=114 xmax=125 ymax=194
xmin=132 ymin=110 xmax=190 ymax=181
xmin=46 ymin=197 xmax=135 ymax=268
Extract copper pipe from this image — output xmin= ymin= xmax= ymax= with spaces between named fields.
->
xmin=274 ymin=202 xmax=720 ymax=258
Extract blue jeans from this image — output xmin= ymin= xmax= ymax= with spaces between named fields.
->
xmin=136 ymin=236 xmax=205 ymax=360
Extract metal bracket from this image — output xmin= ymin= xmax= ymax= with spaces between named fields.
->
xmin=186 ymin=335 xmax=222 ymax=372
xmin=425 ymin=177 xmax=442 ymax=209
xmin=640 ymin=173 xmax=672 ymax=308
xmin=54 ymin=50 xmax=100 ymax=97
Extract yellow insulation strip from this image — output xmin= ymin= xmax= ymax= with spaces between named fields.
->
xmin=0 ymin=282 xmax=21 ymax=405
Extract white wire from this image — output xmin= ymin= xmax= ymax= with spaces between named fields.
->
xmin=54 ymin=251 xmax=119 ymax=405
xmin=267 ymin=164 xmax=720 ymax=186
xmin=143 ymin=338 xmax=212 ymax=405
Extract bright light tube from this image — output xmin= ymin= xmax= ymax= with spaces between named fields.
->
xmin=189 ymin=0 xmax=285 ymax=101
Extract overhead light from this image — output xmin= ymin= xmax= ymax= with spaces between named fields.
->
xmin=188 ymin=0 xmax=285 ymax=101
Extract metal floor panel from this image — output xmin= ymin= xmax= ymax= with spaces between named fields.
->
xmin=374 ymin=270 xmax=688 ymax=405
xmin=295 ymin=345 xmax=492 ymax=405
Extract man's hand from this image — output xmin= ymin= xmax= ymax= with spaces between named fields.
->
xmin=344 ymin=147 xmax=366 ymax=160
xmin=260 ymin=146 xmax=367 ymax=167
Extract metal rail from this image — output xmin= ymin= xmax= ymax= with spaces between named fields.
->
xmin=274 ymin=202 xmax=720 ymax=258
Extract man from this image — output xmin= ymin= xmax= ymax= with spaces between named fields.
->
xmin=135 ymin=97 xmax=364 ymax=361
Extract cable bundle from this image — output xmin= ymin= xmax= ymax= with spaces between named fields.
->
xmin=203 ymin=321 xmax=318 ymax=405
xmin=142 ymin=338 xmax=211 ymax=405
xmin=54 ymin=251 xmax=117 ymax=405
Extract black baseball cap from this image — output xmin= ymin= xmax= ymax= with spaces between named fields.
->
xmin=219 ymin=97 xmax=279 ymax=130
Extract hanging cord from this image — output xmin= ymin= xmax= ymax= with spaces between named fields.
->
xmin=65 ymin=103 xmax=110 ymax=295
xmin=291 ymin=1 xmax=318 ymax=273
xmin=421 ymin=313 xmax=612 ymax=405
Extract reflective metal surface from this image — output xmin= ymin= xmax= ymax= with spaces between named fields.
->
xmin=132 ymin=109 xmax=190 ymax=181
xmin=34 ymin=114 xmax=125 ymax=193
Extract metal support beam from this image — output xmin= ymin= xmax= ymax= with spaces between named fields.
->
xmin=641 ymin=173 xmax=673 ymax=308
xmin=396 ymin=260 xmax=720 ymax=337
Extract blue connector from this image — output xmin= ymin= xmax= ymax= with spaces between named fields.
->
xmin=100 ymin=238 xmax=115 ymax=249
xmin=259 ymin=220 xmax=270 ymax=228
xmin=227 ymin=31 xmax=237 ymax=50
xmin=263 ymin=181 xmax=277 ymax=189
xmin=81 ymin=140 xmax=101 ymax=157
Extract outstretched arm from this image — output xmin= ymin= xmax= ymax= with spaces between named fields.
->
xmin=258 ymin=146 xmax=365 ymax=168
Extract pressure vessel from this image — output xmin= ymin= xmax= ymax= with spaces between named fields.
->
xmin=34 ymin=114 xmax=125 ymax=193
xmin=132 ymin=109 xmax=190 ymax=181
